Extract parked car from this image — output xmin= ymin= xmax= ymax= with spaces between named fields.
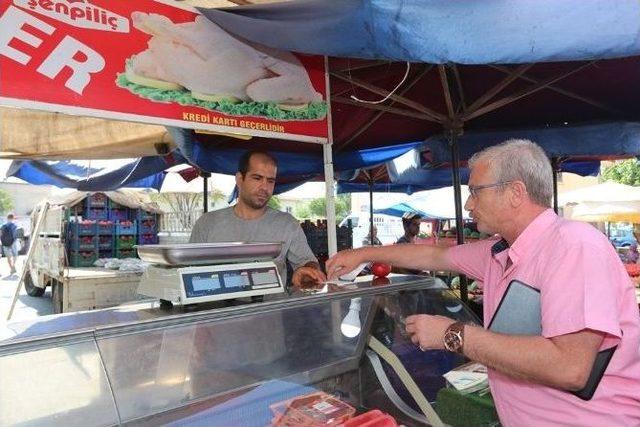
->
xmin=610 ymin=230 xmax=636 ymax=247
xmin=340 ymin=213 xmax=404 ymax=247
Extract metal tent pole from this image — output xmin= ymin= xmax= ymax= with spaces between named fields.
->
xmin=439 ymin=64 xmax=469 ymax=302
xmin=368 ymin=174 xmax=374 ymax=244
xmin=323 ymin=57 xmax=338 ymax=256
xmin=324 ymin=144 xmax=337 ymax=256
xmin=448 ymin=129 xmax=468 ymax=302
xmin=201 ymin=171 xmax=211 ymax=213
xmin=552 ymin=158 xmax=559 ymax=214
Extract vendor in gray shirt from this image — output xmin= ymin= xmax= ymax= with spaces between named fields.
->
xmin=190 ymin=150 xmax=326 ymax=288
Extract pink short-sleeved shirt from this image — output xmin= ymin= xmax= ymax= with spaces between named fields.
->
xmin=448 ymin=209 xmax=640 ymax=426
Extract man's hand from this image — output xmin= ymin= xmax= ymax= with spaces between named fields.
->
xmin=405 ymin=314 xmax=456 ymax=350
xmin=325 ymin=249 xmax=366 ymax=280
xmin=291 ymin=265 xmax=327 ymax=289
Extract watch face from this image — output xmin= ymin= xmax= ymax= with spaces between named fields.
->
xmin=444 ymin=330 xmax=462 ymax=352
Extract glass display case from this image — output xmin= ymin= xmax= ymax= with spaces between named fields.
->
xmin=0 ymin=275 xmax=479 ymax=426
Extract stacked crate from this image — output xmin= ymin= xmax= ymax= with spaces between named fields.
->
xmin=300 ymin=219 xmax=353 ymax=269
xmin=136 ymin=209 xmax=159 ymax=246
xmin=97 ymin=220 xmax=114 ymax=258
xmin=108 ymin=200 xmax=129 ymax=222
xmin=67 ymin=221 xmax=98 ymax=267
xmin=66 ymin=194 xmax=161 ymax=262
xmin=84 ymin=193 xmax=109 ymax=221
xmin=115 ymin=220 xmax=137 ymax=258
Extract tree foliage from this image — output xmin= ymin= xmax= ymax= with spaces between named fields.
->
xmin=154 ymin=189 xmax=227 ymax=230
xmin=293 ymin=204 xmax=311 ymax=219
xmin=305 ymin=194 xmax=351 ymax=222
xmin=0 ymin=189 xmax=14 ymax=215
xmin=267 ymin=196 xmax=282 ymax=210
xmin=602 ymin=159 xmax=640 ymax=186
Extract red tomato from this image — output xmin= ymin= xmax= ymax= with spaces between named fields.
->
xmin=371 ymin=262 xmax=391 ymax=277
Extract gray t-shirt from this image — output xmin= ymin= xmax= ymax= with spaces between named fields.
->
xmin=189 ymin=207 xmax=317 ymax=283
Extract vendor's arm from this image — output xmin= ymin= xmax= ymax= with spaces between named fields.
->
xmin=287 ymin=220 xmax=326 ymax=288
xmin=292 ymin=261 xmax=326 ymax=288
xmin=406 ymin=316 xmax=604 ymax=391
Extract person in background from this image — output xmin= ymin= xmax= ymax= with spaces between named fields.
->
xmin=362 ymin=224 xmax=382 ymax=246
xmin=625 ymin=242 xmax=639 ymax=264
xmin=395 ymin=212 xmax=424 ymax=274
xmin=396 ymin=212 xmax=422 ymax=244
xmin=326 ymin=139 xmax=640 ymax=426
xmin=1 ymin=213 xmax=18 ymax=275
xmin=190 ymin=150 xmax=325 ymax=288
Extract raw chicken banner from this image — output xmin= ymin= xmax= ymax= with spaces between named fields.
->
xmin=0 ymin=0 xmax=329 ymax=143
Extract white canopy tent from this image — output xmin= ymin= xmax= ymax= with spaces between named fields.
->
xmin=560 ymin=181 xmax=640 ymax=223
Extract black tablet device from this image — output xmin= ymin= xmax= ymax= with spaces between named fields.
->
xmin=488 ymin=279 xmax=616 ymax=400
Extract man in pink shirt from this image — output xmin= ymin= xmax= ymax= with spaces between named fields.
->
xmin=327 ymin=140 xmax=640 ymax=426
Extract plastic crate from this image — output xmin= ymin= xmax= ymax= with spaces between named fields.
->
xmin=135 ymin=209 xmax=158 ymax=221
xmin=115 ymin=248 xmax=137 ymax=259
xmin=115 ymin=221 xmax=137 ymax=235
xmin=68 ymin=221 xmax=96 ymax=236
xmin=85 ymin=207 xmax=109 ymax=220
xmin=68 ymin=235 xmax=97 ymax=251
xmin=87 ymin=192 xmax=108 ymax=208
xmin=69 ymin=251 xmax=98 ymax=267
xmin=138 ymin=234 xmax=159 ymax=245
xmin=98 ymin=249 xmax=114 ymax=259
xmin=115 ymin=235 xmax=136 ymax=249
xmin=98 ymin=235 xmax=113 ymax=250
xmin=96 ymin=221 xmax=114 ymax=235
xmin=109 ymin=200 xmax=127 ymax=210
xmin=108 ymin=208 xmax=129 ymax=222
xmin=137 ymin=219 xmax=157 ymax=234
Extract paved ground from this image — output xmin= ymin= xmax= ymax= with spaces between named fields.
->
xmin=0 ymin=256 xmax=53 ymax=327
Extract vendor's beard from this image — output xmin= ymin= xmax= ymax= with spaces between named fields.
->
xmin=242 ymin=194 xmax=269 ymax=210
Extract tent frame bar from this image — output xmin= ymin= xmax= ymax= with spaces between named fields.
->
xmin=340 ymin=65 xmax=433 ymax=149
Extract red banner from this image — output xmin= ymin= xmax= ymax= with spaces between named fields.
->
xmin=0 ymin=0 xmax=329 ymax=143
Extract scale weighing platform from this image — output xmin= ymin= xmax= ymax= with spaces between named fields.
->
xmin=137 ymin=242 xmax=285 ymax=307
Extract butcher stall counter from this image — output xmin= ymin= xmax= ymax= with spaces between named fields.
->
xmin=0 ymin=274 xmax=480 ymax=426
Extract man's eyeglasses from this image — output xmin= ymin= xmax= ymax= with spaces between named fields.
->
xmin=468 ymin=181 xmax=513 ymax=198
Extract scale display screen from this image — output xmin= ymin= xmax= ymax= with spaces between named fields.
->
xmin=181 ymin=266 xmax=281 ymax=299
xmin=222 ymin=272 xmax=249 ymax=288
xmin=251 ymin=269 xmax=278 ymax=286
xmin=191 ymin=276 xmax=221 ymax=292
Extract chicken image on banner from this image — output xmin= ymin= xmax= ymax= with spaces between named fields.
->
xmin=117 ymin=12 xmax=327 ymax=121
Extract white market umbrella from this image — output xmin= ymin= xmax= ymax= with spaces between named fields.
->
xmin=160 ymin=172 xmax=206 ymax=194
xmin=375 ymin=186 xmax=471 ymax=220
xmin=567 ymin=200 xmax=640 ymax=223
xmin=559 ymin=181 xmax=640 ymax=205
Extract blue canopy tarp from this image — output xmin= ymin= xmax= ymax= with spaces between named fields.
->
xmin=7 ymin=152 xmax=186 ymax=191
xmin=8 ymin=142 xmax=423 ymax=193
xmin=200 ymin=0 xmax=640 ymax=63
xmin=423 ymin=122 xmax=640 ymax=165
xmin=374 ymin=186 xmax=472 ymax=220
xmin=191 ymin=2 xmax=640 ymax=159
xmin=336 ymin=160 xmax=599 ymax=194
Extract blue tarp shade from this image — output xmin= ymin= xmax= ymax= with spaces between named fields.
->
xmin=374 ymin=202 xmax=452 ymax=220
xmin=199 ymin=0 xmax=640 ymax=63
xmin=189 ymin=139 xmax=421 ymax=176
xmin=423 ymin=122 xmax=640 ymax=164
xmin=336 ymin=161 xmax=599 ymax=194
xmin=8 ymin=142 xmax=422 ymax=192
xmin=8 ymin=152 xmax=186 ymax=191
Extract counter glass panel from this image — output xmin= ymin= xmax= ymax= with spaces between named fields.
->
xmin=0 ymin=276 xmax=482 ymax=426
xmin=0 ymin=340 xmax=119 ymax=427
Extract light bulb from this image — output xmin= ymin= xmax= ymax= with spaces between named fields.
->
xmin=341 ymin=297 xmax=362 ymax=338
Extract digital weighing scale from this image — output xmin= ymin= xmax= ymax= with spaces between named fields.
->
xmin=136 ymin=242 xmax=285 ymax=307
